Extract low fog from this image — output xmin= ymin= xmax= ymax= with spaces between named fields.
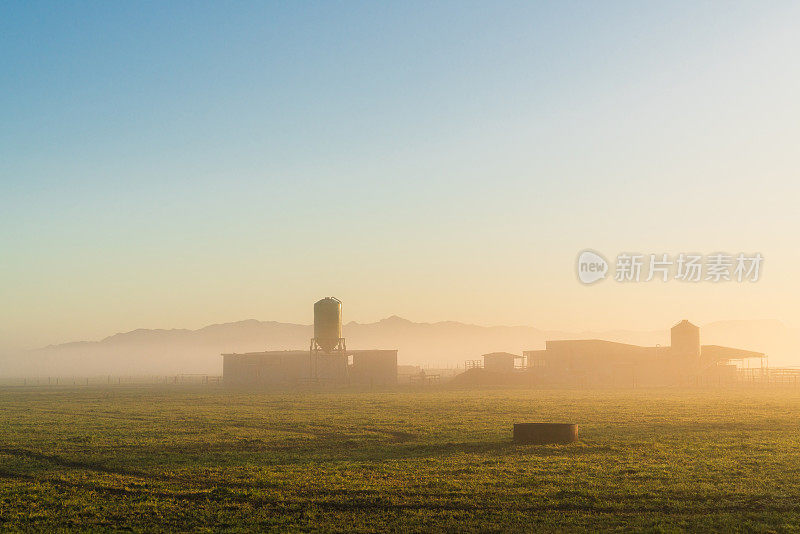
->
xmin=0 ymin=317 xmax=795 ymax=377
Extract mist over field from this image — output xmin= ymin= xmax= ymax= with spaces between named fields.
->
xmin=1 ymin=317 xmax=794 ymax=377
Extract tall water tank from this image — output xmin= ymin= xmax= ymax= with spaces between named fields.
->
xmin=314 ymin=297 xmax=342 ymax=353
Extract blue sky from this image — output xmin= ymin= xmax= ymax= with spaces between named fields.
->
xmin=2 ymin=2 xmax=800 ymax=348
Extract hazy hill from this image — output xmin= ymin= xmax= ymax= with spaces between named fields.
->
xmin=1 ymin=318 xmax=796 ymax=376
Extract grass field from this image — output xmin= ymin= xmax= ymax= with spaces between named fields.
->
xmin=1 ymin=386 xmax=800 ymax=532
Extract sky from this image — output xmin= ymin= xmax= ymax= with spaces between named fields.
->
xmin=2 ymin=1 xmax=800 ymax=350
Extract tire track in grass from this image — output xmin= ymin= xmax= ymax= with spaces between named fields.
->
xmin=0 ymin=447 xmax=184 ymax=482
xmin=2 ymin=467 xmax=800 ymax=517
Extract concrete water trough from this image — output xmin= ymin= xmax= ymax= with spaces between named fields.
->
xmin=513 ymin=423 xmax=578 ymax=444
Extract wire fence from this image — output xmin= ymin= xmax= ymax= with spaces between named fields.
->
xmin=3 ymin=369 xmax=800 ymax=388
xmin=0 ymin=375 xmax=223 ymax=387
xmin=737 ymin=368 xmax=800 ymax=387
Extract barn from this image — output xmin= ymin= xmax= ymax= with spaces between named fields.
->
xmin=222 ymin=349 xmax=398 ymax=389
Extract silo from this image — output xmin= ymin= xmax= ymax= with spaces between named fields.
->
xmin=671 ymin=320 xmax=700 ymax=358
xmin=313 ymin=297 xmax=343 ymax=353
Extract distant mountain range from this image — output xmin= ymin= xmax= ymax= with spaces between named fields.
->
xmin=1 ymin=317 xmax=796 ymax=376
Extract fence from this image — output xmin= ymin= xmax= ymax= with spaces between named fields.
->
xmin=738 ymin=368 xmax=800 ymax=386
xmin=0 ymin=375 xmax=223 ymax=387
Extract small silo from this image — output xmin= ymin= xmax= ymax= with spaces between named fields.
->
xmin=313 ymin=297 xmax=344 ymax=353
xmin=671 ymin=320 xmax=700 ymax=358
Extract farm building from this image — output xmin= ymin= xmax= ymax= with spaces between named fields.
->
xmin=519 ymin=320 xmax=764 ymax=386
xmin=483 ymin=352 xmax=523 ymax=373
xmin=463 ymin=320 xmax=764 ymax=387
xmin=222 ymin=349 xmax=398 ymax=389
xmin=222 ymin=298 xmax=398 ymax=389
